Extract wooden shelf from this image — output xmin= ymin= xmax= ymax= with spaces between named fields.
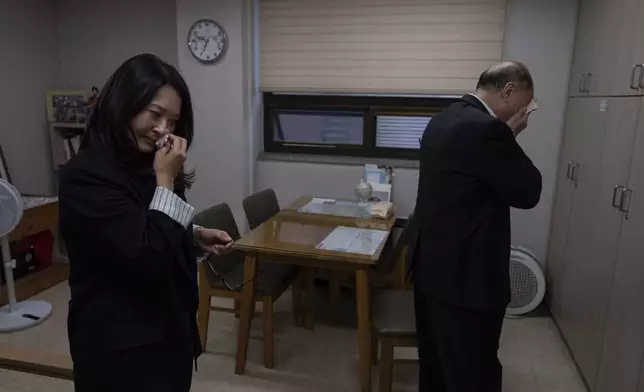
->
xmin=49 ymin=122 xmax=85 ymax=130
xmin=0 ymin=263 xmax=68 ymax=307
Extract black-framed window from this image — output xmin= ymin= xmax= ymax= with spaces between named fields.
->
xmin=263 ymin=93 xmax=459 ymax=160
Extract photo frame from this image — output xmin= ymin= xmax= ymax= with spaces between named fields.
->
xmin=45 ymin=90 xmax=89 ymax=124
xmin=0 ymin=145 xmax=12 ymax=184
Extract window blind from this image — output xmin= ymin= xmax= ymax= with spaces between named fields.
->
xmin=259 ymin=0 xmax=507 ymax=95
xmin=376 ymin=116 xmax=431 ymax=149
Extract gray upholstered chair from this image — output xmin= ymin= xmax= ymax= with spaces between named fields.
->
xmin=195 ymin=202 xmax=303 ymax=369
xmin=371 ymin=213 xmax=418 ymax=392
xmin=242 ymin=189 xmax=315 ymax=329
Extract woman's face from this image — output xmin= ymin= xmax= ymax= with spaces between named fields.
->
xmin=130 ymin=85 xmax=181 ymax=153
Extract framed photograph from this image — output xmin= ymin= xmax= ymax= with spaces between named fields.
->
xmin=0 ymin=145 xmax=12 ymax=184
xmin=46 ymin=90 xmax=89 ymax=124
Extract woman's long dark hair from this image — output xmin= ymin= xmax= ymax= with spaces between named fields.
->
xmin=82 ymin=53 xmax=195 ymax=190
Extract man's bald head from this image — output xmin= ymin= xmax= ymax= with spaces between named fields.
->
xmin=476 ymin=61 xmax=534 ymax=92
xmin=475 ymin=61 xmax=534 ymax=122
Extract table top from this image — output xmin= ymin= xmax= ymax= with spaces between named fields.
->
xmin=234 ymin=196 xmax=396 ymax=265
xmin=23 ymin=196 xmax=58 ymax=210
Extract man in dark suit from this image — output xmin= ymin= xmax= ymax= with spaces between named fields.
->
xmin=410 ymin=61 xmax=543 ymax=392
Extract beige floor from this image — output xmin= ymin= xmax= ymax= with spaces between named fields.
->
xmin=0 ymin=283 xmax=587 ymax=392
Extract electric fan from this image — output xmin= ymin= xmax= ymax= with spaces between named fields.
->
xmin=0 ymin=179 xmax=52 ymax=332
xmin=506 ymin=245 xmax=546 ymax=316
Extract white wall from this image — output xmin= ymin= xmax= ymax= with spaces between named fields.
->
xmin=177 ymin=0 xmax=252 ymax=228
xmin=504 ymin=0 xmax=578 ymax=263
xmin=56 ymin=0 xmax=178 ymax=89
xmin=0 ymin=0 xmax=62 ymax=195
xmin=257 ymin=0 xmax=579 ymax=264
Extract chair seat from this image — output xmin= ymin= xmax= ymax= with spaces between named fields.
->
xmin=206 ymin=257 xmax=299 ymax=297
xmin=372 ymin=290 xmax=416 ymax=336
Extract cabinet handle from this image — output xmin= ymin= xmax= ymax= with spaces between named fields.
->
xmin=639 ymin=64 xmax=644 ymax=89
xmin=612 ymin=185 xmax=625 ymax=208
xmin=584 ymin=73 xmax=593 ymax=93
xmin=619 ymin=188 xmax=633 ymax=215
xmin=579 ymin=73 xmax=587 ymax=93
xmin=630 ymin=65 xmax=642 ymax=89
xmin=571 ymin=162 xmax=580 ymax=185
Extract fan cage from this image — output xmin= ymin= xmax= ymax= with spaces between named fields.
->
xmin=507 ymin=246 xmax=545 ymax=316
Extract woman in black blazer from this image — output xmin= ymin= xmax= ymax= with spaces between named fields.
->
xmin=59 ymin=53 xmax=232 ymax=392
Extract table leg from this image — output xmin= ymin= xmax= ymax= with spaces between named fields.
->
xmin=329 ymin=271 xmax=342 ymax=324
xmin=197 ymin=263 xmax=211 ymax=351
xmin=303 ymin=267 xmax=316 ymax=330
xmin=235 ymin=253 xmax=257 ymax=375
xmin=355 ymin=269 xmax=371 ymax=392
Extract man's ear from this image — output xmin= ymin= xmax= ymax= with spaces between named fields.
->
xmin=501 ymin=82 xmax=515 ymax=102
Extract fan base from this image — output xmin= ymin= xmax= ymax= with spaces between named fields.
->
xmin=0 ymin=300 xmax=52 ymax=333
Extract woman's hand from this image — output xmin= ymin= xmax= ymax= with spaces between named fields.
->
xmin=154 ymin=134 xmax=187 ymax=191
xmin=195 ymin=227 xmax=233 ymax=255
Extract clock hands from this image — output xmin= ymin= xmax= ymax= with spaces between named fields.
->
xmin=201 ymin=38 xmax=210 ymax=55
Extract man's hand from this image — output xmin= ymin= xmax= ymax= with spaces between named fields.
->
xmin=195 ymin=227 xmax=233 ymax=256
xmin=506 ymin=107 xmax=531 ymax=138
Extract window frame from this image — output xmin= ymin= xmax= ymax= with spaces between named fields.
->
xmin=263 ymin=93 xmax=459 ymax=160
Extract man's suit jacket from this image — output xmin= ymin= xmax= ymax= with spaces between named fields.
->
xmin=410 ymin=94 xmax=542 ymax=311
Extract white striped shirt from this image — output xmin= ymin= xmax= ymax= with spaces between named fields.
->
xmin=148 ymin=186 xmax=197 ymax=231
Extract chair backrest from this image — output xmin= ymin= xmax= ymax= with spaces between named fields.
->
xmin=194 ymin=202 xmax=241 ymax=241
xmin=194 ymin=203 xmax=244 ymax=277
xmin=374 ymin=211 xmax=417 ymax=275
xmin=243 ymin=189 xmax=281 ymax=230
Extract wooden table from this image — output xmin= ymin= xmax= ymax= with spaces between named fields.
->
xmin=234 ymin=197 xmax=395 ymax=392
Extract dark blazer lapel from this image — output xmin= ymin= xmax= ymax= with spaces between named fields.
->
xmin=461 ymin=94 xmax=490 ymax=115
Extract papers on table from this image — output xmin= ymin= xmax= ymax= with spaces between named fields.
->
xmin=310 ymin=197 xmax=336 ymax=204
xmin=316 ymin=226 xmax=389 ymax=255
xmin=299 ymin=200 xmax=371 ymax=218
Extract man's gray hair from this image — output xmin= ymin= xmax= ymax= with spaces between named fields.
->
xmin=476 ymin=61 xmax=534 ymax=91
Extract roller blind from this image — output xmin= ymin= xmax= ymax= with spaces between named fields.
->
xmin=259 ymin=0 xmax=507 ymax=95
xmin=376 ymin=116 xmax=431 ymax=149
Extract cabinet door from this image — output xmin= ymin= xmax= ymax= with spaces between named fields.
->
xmin=609 ymin=0 xmax=644 ymax=96
xmin=557 ymin=97 xmax=612 ymax=385
xmin=596 ymin=98 xmax=644 ymax=392
xmin=586 ymin=0 xmax=619 ymax=96
xmin=569 ymin=0 xmax=601 ymax=97
xmin=547 ymin=98 xmax=586 ymax=323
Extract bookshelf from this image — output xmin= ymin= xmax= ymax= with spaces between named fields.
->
xmin=48 ymin=122 xmax=84 ymax=189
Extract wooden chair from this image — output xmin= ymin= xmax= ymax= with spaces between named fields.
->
xmin=195 ymin=202 xmax=304 ymax=369
xmin=243 ymin=189 xmax=315 ymax=329
xmin=371 ymin=213 xmax=418 ymax=392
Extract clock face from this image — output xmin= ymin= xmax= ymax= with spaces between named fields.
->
xmin=187 ymin=20 xmax=227 ymax=63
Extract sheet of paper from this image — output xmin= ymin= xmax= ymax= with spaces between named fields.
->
xmin=310 ymin=198 xmax=336 ymax=204
xmin=316 ymin=226 xmax=389 ymax=255
xmin=299 ymin=200 xmax=371 ymax=218
xmin=526 ymin=99 xmax=539 ymax=114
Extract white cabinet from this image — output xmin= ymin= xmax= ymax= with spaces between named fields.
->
xmin=549 ymin=95 xmax=644 ymax=390
xmin=595 ymin=98 xmax=644 ymax=392
xmin=568 ymin=0 xmax=644 ymax=97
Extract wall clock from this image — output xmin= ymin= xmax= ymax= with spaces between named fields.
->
xmin=187 ymin=19 xmax=228 ymax=64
